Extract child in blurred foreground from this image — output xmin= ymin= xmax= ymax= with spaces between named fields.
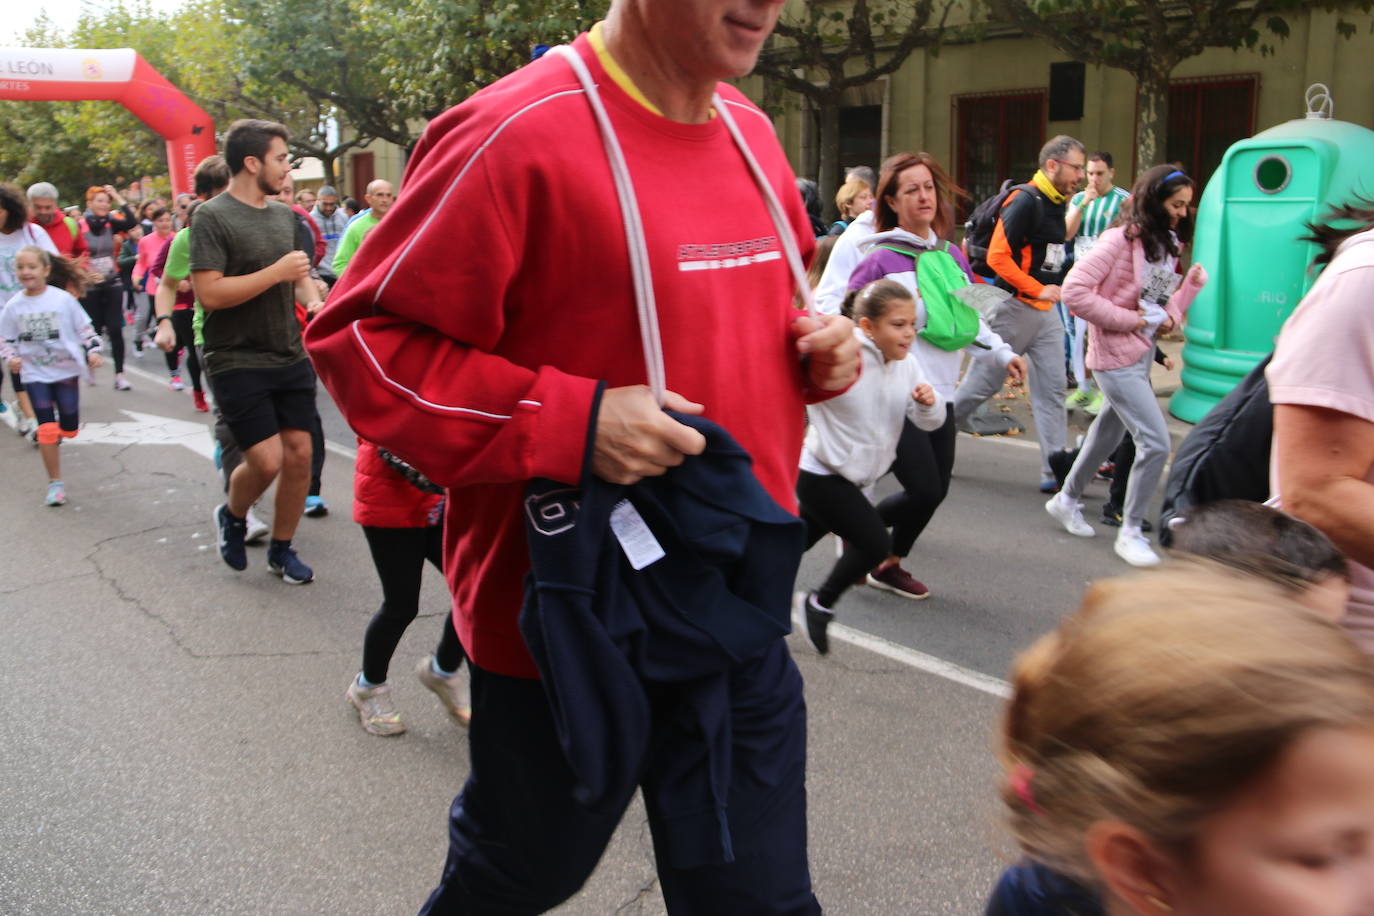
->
xmin=0 ymin=247 xmax=102 ymax=506
xmin=986 ymin=562 xmax=1374 ymax=915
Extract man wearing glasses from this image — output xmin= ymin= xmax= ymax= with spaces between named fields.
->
xmin=953 ymin=134 xmax=1086 ymax=492
xmin=173 ymin=193 xmax=194 ymax=230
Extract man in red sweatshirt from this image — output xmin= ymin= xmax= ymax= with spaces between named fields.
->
xmin=27 ymin=182 xmax=89 ymax=261
xmin=306 ymin=1 xmax=858 ymax=911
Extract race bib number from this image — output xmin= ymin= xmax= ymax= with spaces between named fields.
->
xmin=89 ymin=256 xmax=116 ymax=279
xmin=1074 ymin=236 xmax=1096 ymax=260
xmin=1140 ymin=266 xmax=1181 ymax=307
xmin=1041 ymin=243 xmax=1066 ymax=273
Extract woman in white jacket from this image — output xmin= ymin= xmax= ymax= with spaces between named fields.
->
xmin=795 ymin=278 xmax=946 ymax=654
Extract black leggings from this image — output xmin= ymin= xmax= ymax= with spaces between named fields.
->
xmin=81 ymin=283 xmax=126 ymax=373
xmin=798 ymin=470 xmax=901 ymax=609
xmin=360 ymin=523 xmax=466 ymax=684
xmin=1107 ymin=434 xmax=1136 ymax=508
xmin=166 ymin=310 xmax=202 ymax=392
xmin=880 ymin=408 xmax=957 ymax=557
xmin=309 ymin=410 xmax=325 ymax=497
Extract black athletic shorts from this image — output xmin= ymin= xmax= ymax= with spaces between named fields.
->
xmin=210 ymin=359 xmax=317 ymax=451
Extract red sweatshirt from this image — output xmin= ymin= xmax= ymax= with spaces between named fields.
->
xmin=32 ymin=215 xmax=89 ymax=260
xmin=305 ymin=34 xmax=824 ymax=677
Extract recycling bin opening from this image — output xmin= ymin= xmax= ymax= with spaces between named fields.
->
xmin=1255 ymin=155 xmax=1292 ymax=194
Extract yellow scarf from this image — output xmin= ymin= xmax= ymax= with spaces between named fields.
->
xmin=1031 ymin=169 xmax=1067 ymax=206
xmin=589 ymin=22 xmax=663 ymax=117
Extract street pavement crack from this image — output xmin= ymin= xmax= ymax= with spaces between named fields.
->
xmin=83 ymin=524 xmax=340 ymax=661
xmin=613 ymin=813 xmax=660 ymax=914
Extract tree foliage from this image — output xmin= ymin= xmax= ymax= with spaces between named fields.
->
xmin=754 ymin=0 xmax=959 ymax=214
xmin=984 ymin=0 xmax=1374 ymax=169
xmin=357 ymin=0 xmax=606 ymax=126
xmin=0 ymin=0 xmax=607 ymax=193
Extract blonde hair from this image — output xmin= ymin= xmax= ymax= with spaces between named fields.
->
xmin=835 ymin=177 xmax=871 ymax=220
xmin=16 ymin=245 xmax=52 ymax=270
xmin=999 ymin=562 xmax=1374 ymax=884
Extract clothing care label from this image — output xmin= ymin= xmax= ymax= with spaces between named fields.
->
xmin=610 ymin=499 xmax=665 ymax=570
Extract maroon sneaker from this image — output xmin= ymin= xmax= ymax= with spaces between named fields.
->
xmin=866 ymin=564 xmax=930 ymax=600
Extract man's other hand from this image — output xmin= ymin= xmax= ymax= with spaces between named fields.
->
xmin=592 ymin=386 xmax=706 ymax=485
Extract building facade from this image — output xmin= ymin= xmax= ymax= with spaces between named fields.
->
xmin=747 ymin=7 xmax=1374 ymax=216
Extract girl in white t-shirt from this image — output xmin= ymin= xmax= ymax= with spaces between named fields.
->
xmin=0 ymin=246 xmax=103 ymax=506
xmin=793 ymin=278 xmax=946 ymax=654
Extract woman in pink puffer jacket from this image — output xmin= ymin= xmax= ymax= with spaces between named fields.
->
xmin=1045 ymin=165 xmax=1208 ymax=567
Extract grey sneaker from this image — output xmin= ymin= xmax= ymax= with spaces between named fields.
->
xmin=416 ymin=656 xmax=471 ymax=726
xmin=346 ymin=678 xmax=406 ymax=736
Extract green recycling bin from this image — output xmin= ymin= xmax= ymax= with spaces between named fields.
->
xmin=1170 ymin=86 xmax=1374 ymax=422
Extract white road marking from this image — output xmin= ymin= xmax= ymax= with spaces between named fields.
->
xmin=121 ymin=361 xmax=1015 ymax=698
xmin=828 ymin=623 xmax=1012 ymax=698
xmin=72 ymin=409 xmax=215 ymax=459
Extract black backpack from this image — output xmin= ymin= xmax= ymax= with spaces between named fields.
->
xmin=963 ymin=179 xmax=1032 ymax=276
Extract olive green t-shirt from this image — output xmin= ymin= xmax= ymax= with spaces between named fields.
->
xmin=189 ymin=194 xmax=305 ymax=376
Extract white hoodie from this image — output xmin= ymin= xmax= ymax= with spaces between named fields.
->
xmin=801 ymin=328 xmax=946 ymax=489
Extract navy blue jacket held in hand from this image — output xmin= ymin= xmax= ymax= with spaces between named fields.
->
xmin=518 ymin=412 xmax=805 ymax=868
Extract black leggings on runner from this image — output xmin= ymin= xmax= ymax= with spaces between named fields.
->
xmin=166 ymin=310 xmax=202 ymax=392
xmin=799 ymin=470 xmax=908 ymax=609
xmin=879 ymin=408 xmax=957 ymax=558
xmin=309 ymin=410 xmax=325 ymax=498
xmin=360 ymin=523 xmax=466 ymax=685
xmin=81 ymin=283 xmax=126 ymax=373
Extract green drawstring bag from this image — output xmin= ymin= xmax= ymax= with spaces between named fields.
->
xmin=877 ymin=241 xmax=980 ymax=351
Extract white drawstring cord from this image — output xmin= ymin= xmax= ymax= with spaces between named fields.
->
xmin=552 ymin=45 xmax=667 ymax=406
xmin=550 ymin=45 xmax=819 ymax=407
xmin=712 ymin=95 xmax=817 ymax=322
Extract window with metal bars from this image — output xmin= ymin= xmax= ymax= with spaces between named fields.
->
xmin=954 ymin=90 xmax=1046 ymax=223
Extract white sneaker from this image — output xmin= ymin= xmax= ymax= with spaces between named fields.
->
xmin=1114 ymin=528 xmax=1160 ymax=567
xmin=1045 ymin=492 xmax=1095 ymax=537
xmin=244 ymin=506 xmax=270 ymax=544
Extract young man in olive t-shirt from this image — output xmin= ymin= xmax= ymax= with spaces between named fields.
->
xmin=191 ymin=119 xmax=324 ymax=584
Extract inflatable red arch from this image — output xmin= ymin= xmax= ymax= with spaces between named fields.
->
xmin=0 ymin=47 xmax=216 ymax=198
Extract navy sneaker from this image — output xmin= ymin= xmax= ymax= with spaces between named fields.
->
xmin=214 ymin=503 xmax=248 ymax=571
xmin=268 ymin=542 xmax=314 ymax=585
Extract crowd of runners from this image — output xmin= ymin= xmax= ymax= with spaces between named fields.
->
xmin=6 ymin=0 xmax=1374 ymax=912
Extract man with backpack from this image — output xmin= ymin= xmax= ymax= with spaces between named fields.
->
xmin=955 ymin=135 xmax=1086 ymax=492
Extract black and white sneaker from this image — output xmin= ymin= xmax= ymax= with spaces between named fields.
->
xmin=793 ymin=591 xmax=834 ymax=655
xmin=268 ymin=541 xmax=314 ymax=585
xmin=214 ymin=503 xmax=248 ymax=571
